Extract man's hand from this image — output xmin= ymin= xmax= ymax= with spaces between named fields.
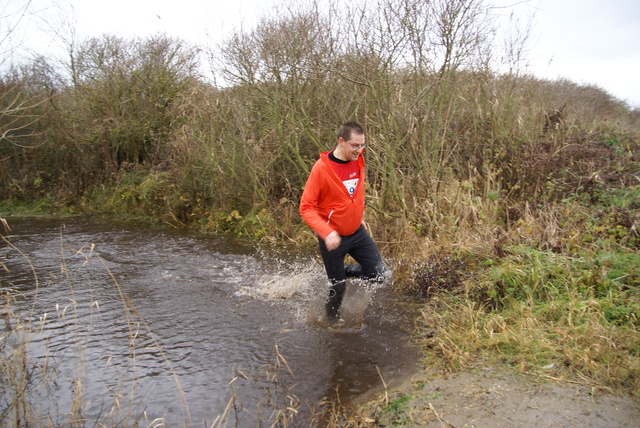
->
xmin=324 ymin=231 xmax=341 ymax=251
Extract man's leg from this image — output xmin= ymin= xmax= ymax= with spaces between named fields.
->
xmin=326 ymin=281 xmax=346 ymax=321
xmin=318 ymin=227 xmax=385 ymax=321
xmin=346 ymin=225 xmax=386 ymax=282
xmin=318 ymin=236 xmax=348 ymax=320
xmin=344 ymin=263 xmax=363 ymax=277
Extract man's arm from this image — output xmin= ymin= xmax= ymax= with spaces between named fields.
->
xmin=299 ymin=164 xmax=336 ymax=241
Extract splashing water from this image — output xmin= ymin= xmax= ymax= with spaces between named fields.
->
xmin=237 ymin=253 xmax=391 ymax=330
xmin=236 ymin=258 xmax=320 ymax=300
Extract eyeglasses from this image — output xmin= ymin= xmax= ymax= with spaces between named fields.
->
xmin=347 ymin=142 xmax=366 ymax=150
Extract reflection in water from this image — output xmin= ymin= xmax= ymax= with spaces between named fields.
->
xmin=0 ymin=217 xmax=419 ymax=426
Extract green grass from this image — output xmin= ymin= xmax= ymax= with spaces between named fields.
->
xmin=417 ymin=238 xmax=640 ymax=394
xmin=380 ymin=394 xmax=416 ymax=426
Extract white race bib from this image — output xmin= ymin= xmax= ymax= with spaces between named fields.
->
xmin=343 ymin=178 xmax=359 ymax=196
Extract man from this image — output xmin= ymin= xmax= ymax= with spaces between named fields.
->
xmin=300 ymin=121 xmax=386 ymax=322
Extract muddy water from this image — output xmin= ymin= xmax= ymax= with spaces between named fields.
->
xmin=1 ymin=217 xmax=419 ymax=426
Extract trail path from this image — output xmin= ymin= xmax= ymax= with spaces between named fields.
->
xmin=372 ymin=366 xmax=640 ymax=427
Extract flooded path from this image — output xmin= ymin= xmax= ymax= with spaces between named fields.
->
xmin=0 ymin=217 xmax=420 ymax=426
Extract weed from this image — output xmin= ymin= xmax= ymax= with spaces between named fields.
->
xmin=379 ymin=394 xmax=415 ymax=426
xmin=419 ymin=242 xmax=640 ymax=393
xmin=397 ymin=254 xmax=466 ymax=300
xmin=0 ymin=231 xmax=191 ymax=426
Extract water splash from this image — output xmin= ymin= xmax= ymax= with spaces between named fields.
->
xmin=236 ymin=253 xmax=395 ymax=332
xmin=236 ymin=258 xmax=323 ymax=301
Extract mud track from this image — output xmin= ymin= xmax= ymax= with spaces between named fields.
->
xmin=372 ymin=365 xmax=640 ymax=427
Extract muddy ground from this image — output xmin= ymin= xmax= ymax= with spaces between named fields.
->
xmin=366 ymin=365 xmax=640 ymax=427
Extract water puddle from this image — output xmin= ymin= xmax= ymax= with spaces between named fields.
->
xmin=0 ymin=216 xmax=420 ymax=426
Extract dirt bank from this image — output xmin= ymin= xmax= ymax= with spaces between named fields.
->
xmin=368 ymin=365 xmax=640 ymax=427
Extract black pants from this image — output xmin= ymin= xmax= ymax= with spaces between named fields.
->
xmin=318 ymin=225 xmax=385 ymax=320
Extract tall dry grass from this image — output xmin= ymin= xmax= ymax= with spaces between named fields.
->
xmin=1 ymin=0 xmax=636 ymax=239
xmin=411 ymin=191 xmax=639 ymax=395
xmin=2 ymin=0 xmax=639 ymax=402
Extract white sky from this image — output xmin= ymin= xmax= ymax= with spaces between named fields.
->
xmin=7 ymin=0 xmax=640 ymax=107
xmin=504 ymin=0 xmax=640 ymax=108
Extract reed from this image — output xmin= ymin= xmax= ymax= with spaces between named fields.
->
xmin=414 ymin=193 xmax=640 ymax=395
xmin=2 ymin=0 xmax=639 ymax=416
xmin=2 ymin=0 xmax=637 ymax=237
xmin=208 ymin=331 xmax=301 ymax=428
xmin=0 ymin=228 xmax=191 ymax=426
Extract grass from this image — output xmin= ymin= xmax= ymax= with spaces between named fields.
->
xmin=2 ymin=188 xmax=638 ymax=426
xmin=3 ymin=133 xmax=639 ymax=424
xmin=379 ymin=394 xmax=415 ymax=426
xmin=411 ymin=195 xmax=640 ymax=396
xmin=2 ymin=0 xmax=639 ymax=424
xmin=3 ymin=133 xmax=638 ymax=424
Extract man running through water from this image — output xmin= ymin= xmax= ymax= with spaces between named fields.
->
xmin=299 ymin=121 xmax=386 ymax=322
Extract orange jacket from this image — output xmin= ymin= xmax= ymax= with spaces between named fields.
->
xmin=299 ymin=151 xmax=366 ymax=239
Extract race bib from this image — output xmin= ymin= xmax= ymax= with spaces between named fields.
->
xmin=343 ymin=178 xmax=359 ymax=196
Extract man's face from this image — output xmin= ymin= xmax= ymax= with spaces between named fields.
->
xmin=340 ymin=133 xmax=366 ymax=162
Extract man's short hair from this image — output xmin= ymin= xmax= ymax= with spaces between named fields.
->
xmin=337 ymin=121 xmax=364 ymax=141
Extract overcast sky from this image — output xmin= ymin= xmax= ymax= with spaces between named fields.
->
xmin=9 ymin=0 xmax=640 ymax=107
xmin=507 ymin=0 xmax=640 ymax=108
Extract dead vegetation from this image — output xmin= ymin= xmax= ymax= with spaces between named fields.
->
xmin=1 ymin=0 xmax=639 ymax=425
